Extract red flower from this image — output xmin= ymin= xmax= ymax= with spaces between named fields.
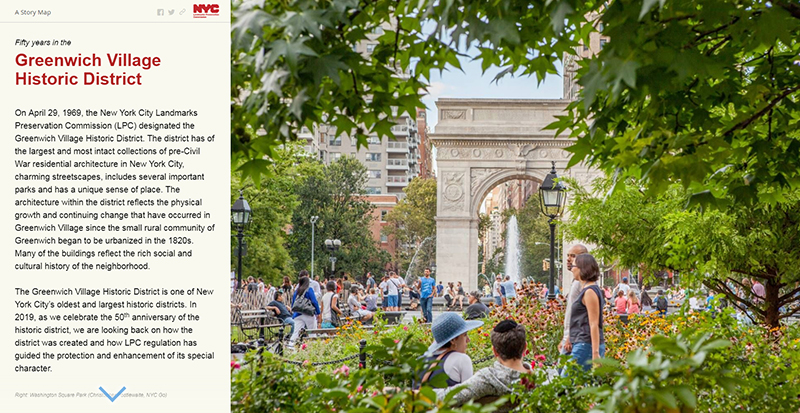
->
xmin=520 ymin=376 xmax=536 ymax=390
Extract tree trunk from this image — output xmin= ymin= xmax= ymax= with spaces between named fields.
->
xmin=764 ymin=277 xmax=782 ymax=328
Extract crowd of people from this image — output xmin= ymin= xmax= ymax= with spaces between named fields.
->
xmin=232 ymin=246 xmax=680 ymax=406
xmin=231 ymin=242 xmax=800 ymax=408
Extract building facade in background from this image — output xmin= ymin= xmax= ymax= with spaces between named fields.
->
xmin=563 ymin=16 xmax=610 ymax=101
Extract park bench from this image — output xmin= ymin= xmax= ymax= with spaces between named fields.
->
xmin=381 ymin=311 xmax=406 ymax=324
xmin=234 ymin=308 xmax=287 ymax=342
xmin=300 ymin=324 xmax=375 ymax=341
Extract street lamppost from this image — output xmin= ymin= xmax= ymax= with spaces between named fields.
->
xmin=324 ymin=239 xmax=341 ymax=276
xmin=310 ymin=216 xmax=319 ymax=279
xmin=538 ymin=161 xmax=566 ymax=301
xmin=231 ymin=190 xmax=252 ymax=287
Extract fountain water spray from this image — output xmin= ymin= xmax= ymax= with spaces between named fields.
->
xmin=504 ymin=215 xmax=522 ymax=285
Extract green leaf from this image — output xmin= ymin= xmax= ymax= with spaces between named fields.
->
xmin=303 ymin=54 xmax=348 ymax=86
xmin=550 ymin=1 xmax=573 ymax=33
xmin=673 ymin=385 xmax=697 ymax=409
xmin=653 ymin=390 xmax=678 ymax=409
xmin=618 ymin=60 xmax=640 ymax=89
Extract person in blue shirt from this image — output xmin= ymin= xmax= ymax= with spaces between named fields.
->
xmin=436 ymin=281 xmax=444 ymax=297
xmin=419 ymin=268 xmax=436 ymax=323
xmin=288 ymin=275 xmax=320 ymax=346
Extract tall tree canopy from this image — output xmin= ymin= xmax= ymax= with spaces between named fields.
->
xmin=382 ymin=177 xmax=437 ymax=279
xmin=232 ymin=0 xmax=800 ymax=206
xmin=554 ymin=0 xmax=800 ymax=207
xmin=288 ymin=156 xmax=390 ymax=281
xmin=230 ymin=144 xmax=310 ymax=285
xmin=566 ymin=178 xmax=800 ymax=327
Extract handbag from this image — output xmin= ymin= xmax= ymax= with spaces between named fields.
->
xmin=330 ymin=310 xmax=342 ymax=327
xmin=292 ymin=293 xmax=316 ymax=316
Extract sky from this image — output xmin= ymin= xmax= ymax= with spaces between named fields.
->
xmin=420 ymin=55 xmax=565 ymax=130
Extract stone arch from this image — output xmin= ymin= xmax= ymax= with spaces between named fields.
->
xmin=429 ymin=98 xmax=600 ymax=293
xmin=470 ymin=169 xmax=547 ymax=216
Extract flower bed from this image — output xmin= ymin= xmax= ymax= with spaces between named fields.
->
xmin=233 ymin=303 xmax=800 ymax=412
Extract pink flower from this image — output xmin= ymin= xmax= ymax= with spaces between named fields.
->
xmin=394 ymin=339 xmax=400 ymax=344
xmin=300 ymin=343 xmax=307 ymax=350
xmin=333 ymin=364 xmax=351 ymax=377
xmin=372 ymin=391 xmax=378 ymax=397
xmin=403 ymin=326 xmax=408 ymax=331
xmin=303 ymin=360 xmax=310 ymax=366
xmin=356 ymin=385 xmax=363 ymax=392
xmin=230 ymin=360 xmax=240 ymax=369
xmin=535 ymin=354 xmax=546 ymax=361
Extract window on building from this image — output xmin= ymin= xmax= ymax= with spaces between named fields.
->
xmin=368 ymin=170 xmax=382 ymax=179
xmin=330 ymin=152 xmax=342 ymax=162
xmin=380 ymin=210 xmax=388 ymax=222
xmin=365 ymin=187 xmax=382 ymax=194
xmin=583 ymin=43 xmax=589 ymax=52
xmin=329 ymin=134 xmax=342 ymax=146
xmin=301 ymin=126 xmax=310 ymax=134
xmin=600 ymin=39 xmax=608 ymax=50
xmin=598 ymin=22 xmax=605 ymax=32
xmin=373 ymin=27 xmax=384 ymax=34
xmin=367 ymin=136 xmax=381 ymax=144
xmin=366 ymin=44 xmax=376 ymax=53
xmin=366 ymin=153 xmax=381 ymax=162
xmin=319 ymin=151 xmax=326 ymax=161
xmin=380 ymin=234 xmax=388 ymax=243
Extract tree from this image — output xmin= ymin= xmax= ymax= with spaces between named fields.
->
xmin=516 ymin=194 xmax=554 ymax=284
xmin=230 ymin=144 xmax=309 ymax=285
xmin=552 ymin=0 xmax=800 ymax=207
xmin=288 ymin=156 xmax=390 ymax=281
xmin=233 ymin=0 xmax=800 ymax=207
xmin=230 ymin=0 xmax=579 ymax=182
xmin=477 ymin=212 xmax=492 ymax=267
xmin=566 ymin=177 xmax=800 ymax=327
xmin=382 ymin=177 xmax=437 ymax=280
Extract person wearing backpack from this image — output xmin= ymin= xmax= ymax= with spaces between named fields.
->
xmin=289 ymin=276 xmax=321 ymax=346
xmin=655 ymin=289 xmax=668 ymax=317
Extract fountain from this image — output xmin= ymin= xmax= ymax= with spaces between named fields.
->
xmin=504 ymin=215 xmax=522 ymax=284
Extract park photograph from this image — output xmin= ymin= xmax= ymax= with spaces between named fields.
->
xmin=227 ymin=0 xmax=800 ymax=412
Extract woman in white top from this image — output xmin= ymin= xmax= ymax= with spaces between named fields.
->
xmin=347 ymin=286 xmax=373 ymax=321
xmin=417 ymin=312 xmax=483 ymax=389
xmin=320 ymin=281 xmax=343 ymax=328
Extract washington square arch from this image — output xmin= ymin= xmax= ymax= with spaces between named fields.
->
xmin=430 ymin=98 xmax=602 ymax=293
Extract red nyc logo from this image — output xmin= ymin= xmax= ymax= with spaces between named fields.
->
xmin=193 ymin=4 xmax=220 ymax=17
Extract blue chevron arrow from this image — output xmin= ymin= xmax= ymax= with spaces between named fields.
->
xmin=99 ymin=386 xmax=126 ymax=402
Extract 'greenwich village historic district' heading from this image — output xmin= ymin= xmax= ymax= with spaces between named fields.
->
xmin=14 ymin=50 xmax=162 ymax=86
